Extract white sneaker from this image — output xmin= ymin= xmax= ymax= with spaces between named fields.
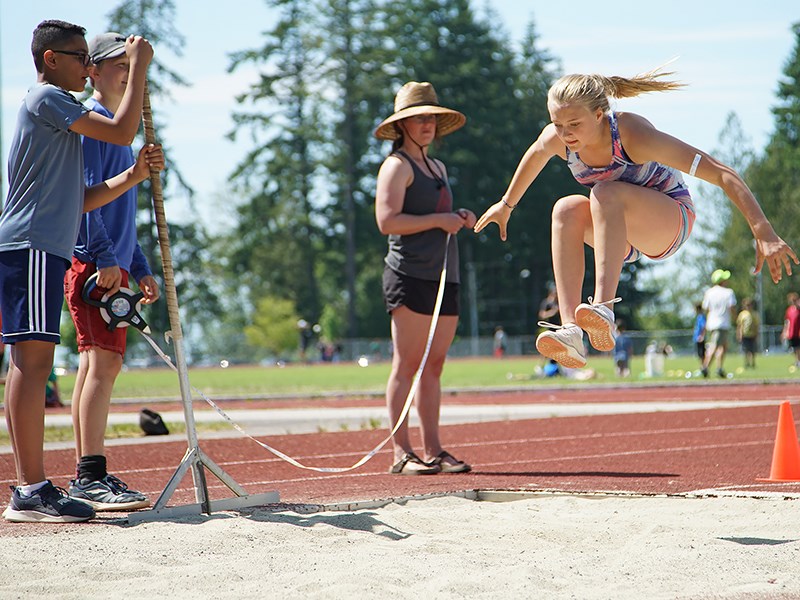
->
xmin=536 ymin=323 xmax=586 ymax=368
xmin=575 ymin=297 xmax=621 ymax=352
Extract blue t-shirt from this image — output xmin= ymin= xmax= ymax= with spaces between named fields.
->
xmin=75 ymin=98 xmax=152 ymax=281
xmin=0 ymin=83 xmax=89 ymax=261
xmin=614 ymin=333 xmax=633 ymax=361
xmin=693 ymin=313 xmax=707 ymax=342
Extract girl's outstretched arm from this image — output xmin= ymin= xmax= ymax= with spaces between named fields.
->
xmin=474 ymin=125 xmax=560 ymax=241
xmin=621 ymin=113 xmax=798 ymax=283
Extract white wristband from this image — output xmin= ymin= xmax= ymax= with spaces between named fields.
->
xmin=689 ymin=153 xmax=702 ymax=177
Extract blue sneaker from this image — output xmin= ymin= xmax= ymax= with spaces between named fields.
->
xmin=3 ymin=481 xmax=94 ymax=523
xmin=69 ymin=474 xmax=150 ymax=512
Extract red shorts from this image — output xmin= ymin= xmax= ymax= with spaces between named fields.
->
xmin=64 ymin=258 xmax=129 ymax=355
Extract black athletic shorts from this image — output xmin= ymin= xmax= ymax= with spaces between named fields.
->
xmin=382 ymin=266 xmax=459 ymax=316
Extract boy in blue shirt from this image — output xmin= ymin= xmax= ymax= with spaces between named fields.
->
xmin=63 ymin=32 xmax=161 ymax=513
xmin=693 ymin=302 xmax=707 ymax=373
xmin=613 ymin=318 xmax=633 ymax=377
xmin=0 ymin=20 xmax=163 ymax=523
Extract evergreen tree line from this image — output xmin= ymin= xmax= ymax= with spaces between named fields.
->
xmin=197 ymin=0 xmax=653 ymax=361
xmin=83 ymin=2 xmax=800 ymax=362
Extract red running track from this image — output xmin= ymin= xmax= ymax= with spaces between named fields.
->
xmin=1 ymin=383 xmax=799 ymax=532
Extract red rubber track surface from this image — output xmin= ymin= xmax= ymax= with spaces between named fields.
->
xmin=2 ymin=383 xmax=799 ymax=533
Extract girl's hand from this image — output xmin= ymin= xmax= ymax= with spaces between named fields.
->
xmin=754 ymin=233 xmax=798 ymax=283
xmin=473 ymin=201 xmax=514 ymax=241
xmin=456 ymin=208 xmax=477 ymax=229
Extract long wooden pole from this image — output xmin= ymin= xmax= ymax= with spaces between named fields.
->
xmin=141 ymin=81 xmax=210 ymax=511
xmin=131 ymin=82 xmax=277 ymax=523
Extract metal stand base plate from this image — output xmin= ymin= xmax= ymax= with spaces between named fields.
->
xmin=127 ymin=491 xmax=280 ymax=524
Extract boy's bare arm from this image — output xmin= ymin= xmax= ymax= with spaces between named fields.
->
xmin=70 ymin=36 xmax=153 ymax=146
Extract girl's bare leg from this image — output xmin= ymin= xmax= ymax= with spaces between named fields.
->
xmin=588 ymin=181 xmax=683 ymax=303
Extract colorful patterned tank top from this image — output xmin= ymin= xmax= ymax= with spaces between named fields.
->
xmin=566 ymin=111 xmax=694 ymax=211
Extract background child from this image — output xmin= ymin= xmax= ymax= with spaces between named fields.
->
xmin=781 ymin=292 xmax=800 ymax=367
xmin=0 ymin=20 xmax=161 ymax=523
xmin=613 ymin=318 xmax=633 ymax=377
xmin=493 ymin=326 xmax=507 ymax=357
xmin=702 ymin=269 xmax=736 ymax=378
xmin=44 ymin=367 xmax=63 ymax=409
xmin=692 ymin=302 xmax=707 ymax=373
xmin=736 ymin=297 xmax=759 ymax=369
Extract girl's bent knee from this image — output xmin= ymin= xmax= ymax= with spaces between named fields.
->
xmin=589 ymin=181 xmax=625 ymax=206
xmin=552 ymin=196 xmax=590 ymax=227
xmin=551 ymin=196 xmax=592 ymax=231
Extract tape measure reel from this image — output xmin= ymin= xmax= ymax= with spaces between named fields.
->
xmin=82 ymin=272 xmax=151 ymax=333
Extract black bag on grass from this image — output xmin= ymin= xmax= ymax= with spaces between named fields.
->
xmin=139 ymin=408 xmax=169 ymax=436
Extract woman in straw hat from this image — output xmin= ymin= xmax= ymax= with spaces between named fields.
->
xmin=474 ymin=67 xmax=797 ymax=370
xmin=374 ymin=81 xmax=475 ymax=475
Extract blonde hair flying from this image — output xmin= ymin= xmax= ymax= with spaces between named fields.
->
xmin=547 ymin=66 xmax=685 ymax=114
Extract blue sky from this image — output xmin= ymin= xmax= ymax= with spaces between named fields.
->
xmin=1 ymin=1 xmax=797 ymax=227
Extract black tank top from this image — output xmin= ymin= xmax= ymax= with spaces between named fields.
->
xmin=384 ymin=150 xmax=459 ymax=283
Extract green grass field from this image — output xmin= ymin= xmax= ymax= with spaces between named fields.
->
xmin=3 ymin=351 xmax=794 ymax=445
xmin=52 ymin=350 xmax=800 ymax=400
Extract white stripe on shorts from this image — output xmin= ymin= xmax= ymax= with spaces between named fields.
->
xmin=28 ymin=249 xmax=46 ymax=333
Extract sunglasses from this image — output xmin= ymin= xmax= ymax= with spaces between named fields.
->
xmin=52 ymin=49 xmax=91 ymax=67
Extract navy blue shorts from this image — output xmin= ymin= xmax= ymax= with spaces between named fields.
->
xmin=382 ymin=266 xmax=459 ymax=316
xmin=0 ymin=249 xmax=70 ymax=344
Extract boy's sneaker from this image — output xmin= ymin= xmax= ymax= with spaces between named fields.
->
xmin=3 ymin=481 xmax=94 ymax=523
xmin=536 ymin=323 xmax=586 ymax=368
xmin=69 ymin=474 xmax=150 ymax=512
xmin=575 ymin=297 xmax=621 ymax=352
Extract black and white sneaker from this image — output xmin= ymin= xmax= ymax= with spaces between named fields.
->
xmin=3 ymin=481 xmax=95 ymax=523
xmin=69 ymin=474 xmax=150 ymax=512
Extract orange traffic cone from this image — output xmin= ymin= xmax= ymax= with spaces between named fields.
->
xmin=757 ymin=402 xmax=800 ymax=482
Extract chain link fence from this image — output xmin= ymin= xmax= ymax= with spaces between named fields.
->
xmin=337 ymin=325 xmax=786 ymax=362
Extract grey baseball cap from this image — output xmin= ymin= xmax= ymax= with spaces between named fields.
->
xmin=88 ymin=32 xmax=127 ymax=63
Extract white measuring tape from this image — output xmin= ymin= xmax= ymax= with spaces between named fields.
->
xmin=139 ymin=233 xmax=452 ymax=473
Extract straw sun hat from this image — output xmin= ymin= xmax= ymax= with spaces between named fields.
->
xmin=374 ymin=81 xmax=466 ymax=140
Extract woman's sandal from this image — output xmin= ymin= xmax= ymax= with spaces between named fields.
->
xmin=389 ymin=452 xmax=441 ymax=475
xmin=428 ymin=451 xmax=471 ymax=473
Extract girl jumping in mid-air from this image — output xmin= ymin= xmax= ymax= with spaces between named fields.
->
xmin=474 ymin=67 xmax=797 ymax=368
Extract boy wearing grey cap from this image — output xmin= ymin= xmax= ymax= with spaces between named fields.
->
xmin=64 ymin=32 xmax=161 ymax=512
